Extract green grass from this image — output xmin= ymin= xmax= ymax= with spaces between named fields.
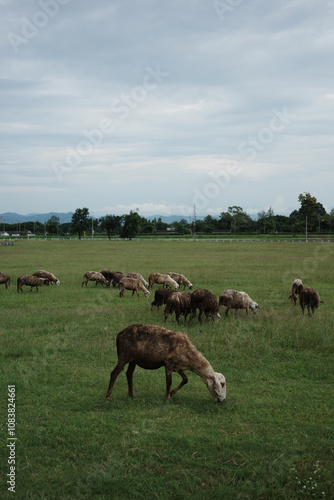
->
xmin=0 ymin=240 xmax=333 ymax=499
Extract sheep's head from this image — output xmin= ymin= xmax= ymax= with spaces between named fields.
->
xmin=250 ymin=301 xmax=259 ymax=314
xmin=144 ymin=290 xmax=150 ymax=298
xmin=55 ymin=280 xmax=60 ymax=286
xmin=206 ymin=373 xmax=226 ymax=403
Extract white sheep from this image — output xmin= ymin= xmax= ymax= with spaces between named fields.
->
xmin=288 ymin=279 xmax=303 ymax=305
xmin=219 ymin=289 xmax=259 ymax=316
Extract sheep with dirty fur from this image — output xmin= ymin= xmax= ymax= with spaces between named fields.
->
xmin=106 ymin=323 xmax=226 ymax=403
xmin=119 ymin=277 xmax=150 ymax=298
xmin=126 ymin=272 xmax=149 ymax=288
xmin=188 ymin=289 xmax=221 ymax=326
xmin=164 ymin=291 xmax=192 ymax=324
xmin=33 ymin=270 xmax=60 ymax=286
xmin=0 ymin=272 xmax=10 ymax=290
xmin=167 ymin=272 xmax=193 ymax=290
xmin=17 ymin=275 xmax=50 ymax=293
xmin=299 ymin=286 xmax=323 ymax=315
xmin=148 ymin=273 xmax=179 ymax=290
xmin=219 ymin=289 xmax=259 ymax=316
xmin=82 ymin=271 xmax=110 ymax=288
xmin=151 ymin=288 xmax=175 ymax=311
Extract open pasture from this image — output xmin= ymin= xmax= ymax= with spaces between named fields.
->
xmin=1 ymin=239 xmax=333 ymax=499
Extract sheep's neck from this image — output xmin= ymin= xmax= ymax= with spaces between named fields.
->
xmin=190 ymin=357 xmax=215 ymax=383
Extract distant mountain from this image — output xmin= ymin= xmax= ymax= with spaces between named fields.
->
xmin=147 ymin=215 xmax=205 ymax=224
xmin=0 ymin=212 xmax=73 ymax=224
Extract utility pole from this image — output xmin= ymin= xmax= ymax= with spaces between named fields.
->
xmin=305 ymin=216 xmax=308 ymax=242
xmin=193 ymin=204 xmax=196 ymax=240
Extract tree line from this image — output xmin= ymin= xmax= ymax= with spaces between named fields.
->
xmin=3 ymin=193 xmax=333 ymax=238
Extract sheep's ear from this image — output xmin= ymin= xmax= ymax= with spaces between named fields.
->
xmin=213 ymin=375 xmax=223 ymax=391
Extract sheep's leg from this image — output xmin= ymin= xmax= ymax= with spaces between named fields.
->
xmin=198 ymin=310 xmax=203 ymax=325
xmin=225 ymin=306 xmax=230 ymax=316
xmin=169 ymin=370 xmax=188 ymax=398
xmin=188 ymin=309 xmax=196 ymax=326
xmin=106 ymin=360 xmax=127 ymax=400
xmin=126 ymin=362 xmax=136 ymax=398
xmin=165 ymin=368 xmax=173 ymax=400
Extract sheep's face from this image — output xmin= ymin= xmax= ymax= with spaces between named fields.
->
xmin=250 ymin=302 xmax=259 ymax=314
xmin=207 ymin=373 xmax=226 ymax=403
xmin=55 ymin=280 xmax=60 ymax=286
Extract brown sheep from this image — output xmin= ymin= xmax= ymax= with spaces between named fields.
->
xmin=119 ymin=277 xmax=150 ymax=298
xmin=111 ymin=271 xmax=126 ymax=288
xmin=299 ymin=286 xmax=323 ymax=315
xmin=188 ymin=289 xmax=221 ymax=326
xmin=82 ymin=271 xmax=110 ymax=288
xmin=33 ymin=270 xmax=60 ymax=286
xmin=126 ymin=272 xmax=149 ymax=288
xmin=106 ymin=323 xmax=226 ymax=403
xmin=0 ymin=272 xmax=10 ymax=290
xmin=167 ymin=272 xmax=193 ymax=290
xmin=288 ymin=279 xmax=303 ymax=305
xmin=219 ymin=289 xmax=259 ymax=316
xmin=164 ymin=292 xmax=192 ymax=325
xmin=17 ymin=275 xmax=50 ymax=293
xmin=151 ymin=288 xmax=175 ymax=311
xmin=148 ymin=273 xmax=179 ymax=290
xmin=99 ymin=269 xmax=114 ymax=282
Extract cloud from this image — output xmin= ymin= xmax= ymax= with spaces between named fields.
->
xmin=1 ymin=0 xmax=333 ymax=216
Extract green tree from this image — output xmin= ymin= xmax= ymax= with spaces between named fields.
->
xmin=99 ymin=215 xmax=123 ymax=239
xmin=46 ymin=215 xmax=60 ymax=235
xmin=298 ymin=193 xmax=327 ymax=232
xmin=71 ymin=208 xmax=90 ymax=239
xmin=120 ymin=211 xmax=141 ymax=239
xmin=222 ymin=206 xmax=250 ymax=233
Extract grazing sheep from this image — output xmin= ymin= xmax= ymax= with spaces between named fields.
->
xmin=17 ymin=275 xmax=50 ymax=293
xmin=288 ymin=279 xmax=303 ymax=305
xmin=119 ymin=277 xmax=150 ymax=298
xmin=33 ymin=270 xmax=60 ymax=286
xmin=99 ymin=269 xmax=114 ymax=282
xmin=126 ymin=272 xmax=149 ymax=288
xmin=151 ymin=288 xmax=175 ymax=311
xmin=148 ymin=273 xmax=179 ymax=291
xmin=164 ymin=292 xmax=192 ymax=324
xmin=219 ymin=289 xmax=259 ymax=316
xmin=111 ymin=271 xmax=126 ymax=288
xmin=188 ymin=289 xmax=221 ymax=326
xmin=0 ymin=272 xmax=10 ymax=290
xmin=299 ymin=286 xmax=323 ymax=316
xmin=167 ymin=272 xmax=193 ymax=290
xmin=82 ymin=271 xmax=110 ymax=288
xmin=106 ymin=323 xmax=226 ymax=403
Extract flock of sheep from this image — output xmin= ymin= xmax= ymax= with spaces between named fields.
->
xmin=0 ymin=269 xmax=323 ymax=319
xmin=0 ymin=268 xmax=323 ymax=403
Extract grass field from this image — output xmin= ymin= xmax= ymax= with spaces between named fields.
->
xmin=1 ymin=240 xmax=333 ymax=499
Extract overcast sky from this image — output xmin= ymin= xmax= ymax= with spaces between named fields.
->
xmin=1 ymin=0 xmax=333 ymax=219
